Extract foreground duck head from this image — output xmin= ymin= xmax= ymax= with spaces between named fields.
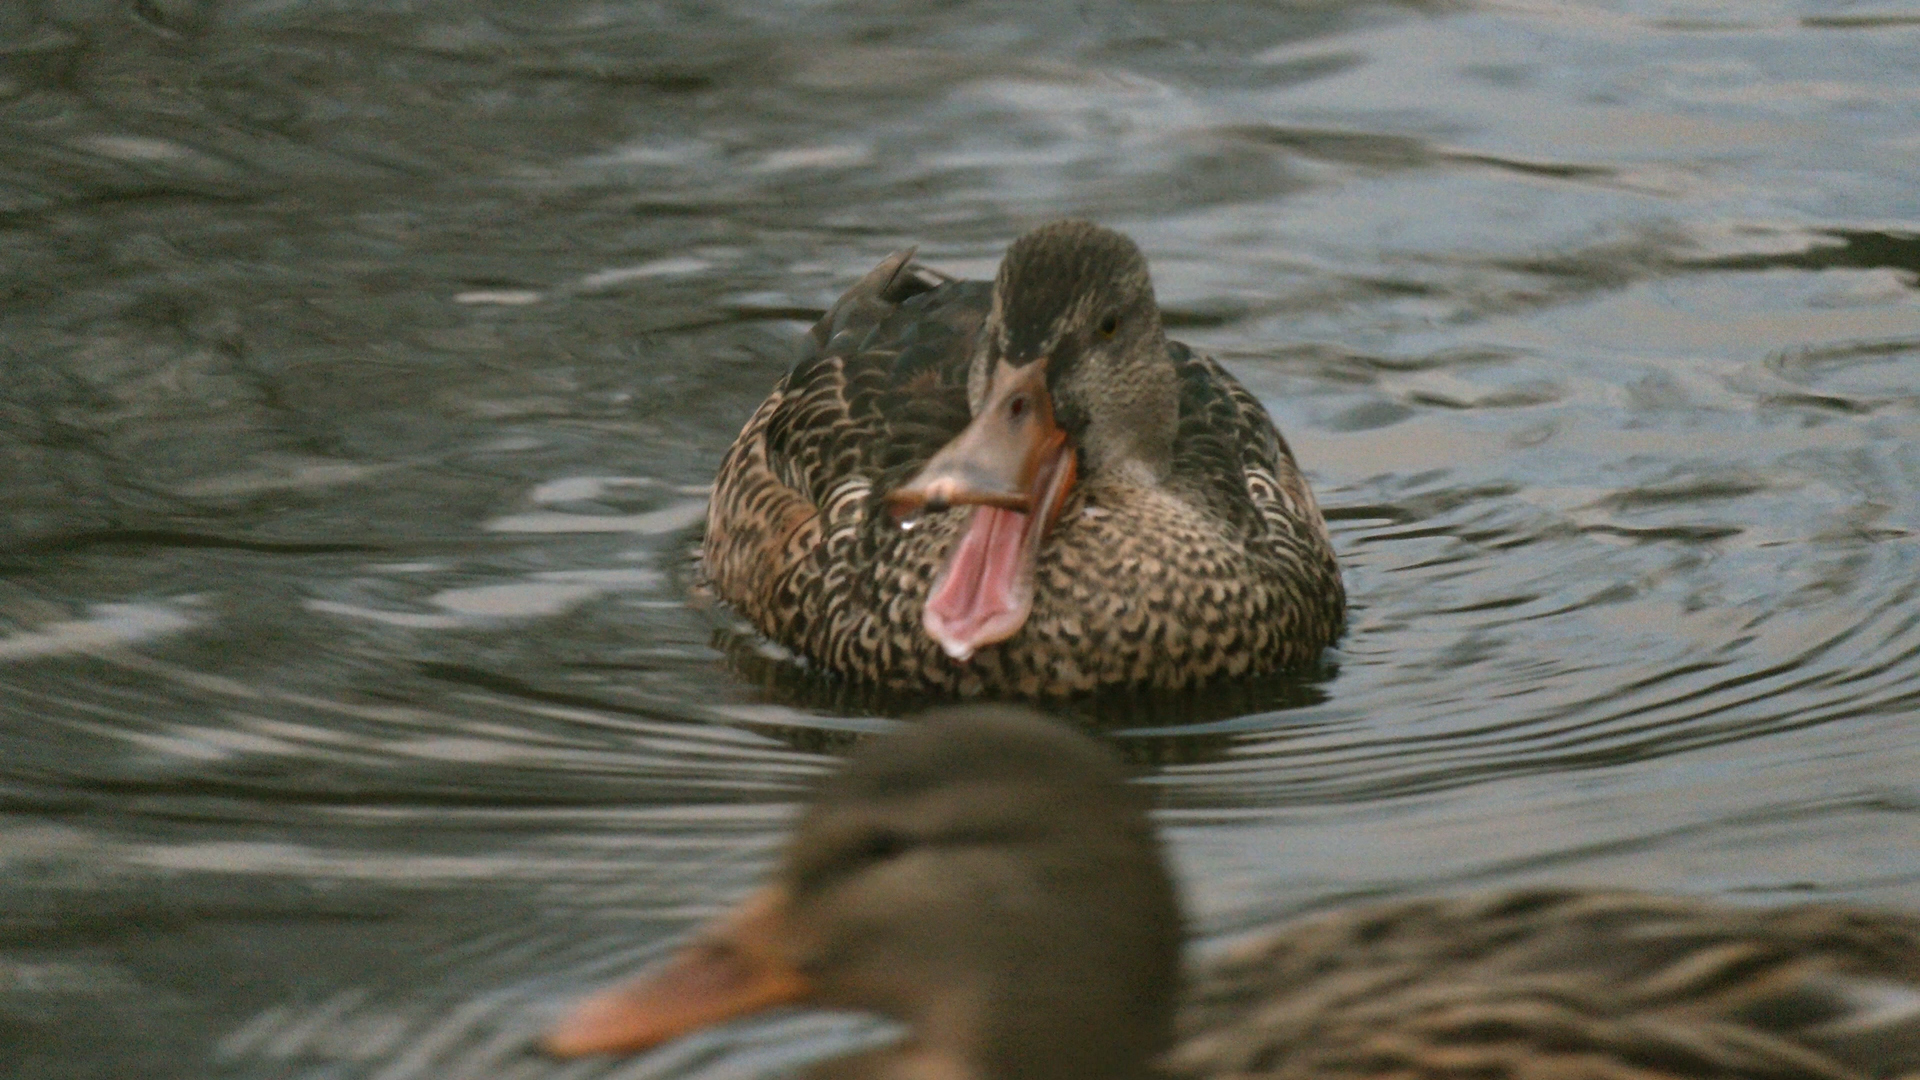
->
xmin=545 ymin=709 xmax=1181 ymax=1079
xmin=885 ymin=221 xmax=1177 ymax=662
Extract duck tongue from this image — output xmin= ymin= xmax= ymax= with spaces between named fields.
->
xmin=920 ymin=443 xmax=1075 ymax=662
xmin=923 ymin=505 xmax=1036 ymax=662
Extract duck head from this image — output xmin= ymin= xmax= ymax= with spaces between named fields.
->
xmin=885 ymin=221 xmax=1178 ymax=662
xmin=545 ymin=708 xmax=1183 ymax=1080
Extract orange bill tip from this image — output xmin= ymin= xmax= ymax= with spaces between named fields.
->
xmin=544 ymin=887 xmax=813 ymax=1058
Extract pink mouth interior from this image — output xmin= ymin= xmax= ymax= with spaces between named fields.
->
xmin=923 ymin=504 xmax=1036 ymax=662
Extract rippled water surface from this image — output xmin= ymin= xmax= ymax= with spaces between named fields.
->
xmin=4 ymin=1 xmax=1920 ymax=1076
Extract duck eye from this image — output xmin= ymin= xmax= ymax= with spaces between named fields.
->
xmin=1007 ymin=394 xmax=1028 ymax=419
xmin=1097 ymin=312 xmax=1120 ymax=337
xmin=857 ymin=830 xmax=910 ymax=863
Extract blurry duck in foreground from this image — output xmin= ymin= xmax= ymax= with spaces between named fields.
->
xmin=702 ymin=221 xmax=1344 ymax=696
xmin=547 ymin=710 xmax=1920 ymax=1079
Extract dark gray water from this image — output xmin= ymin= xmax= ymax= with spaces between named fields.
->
xmin=3 ymin=1 xmax=1919 ymax=1077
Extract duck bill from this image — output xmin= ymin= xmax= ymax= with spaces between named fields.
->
xmin=884 ymin=360 xmax=1078 ymax=662
xmin=544 ymin=886 xmax=812 ymax=1058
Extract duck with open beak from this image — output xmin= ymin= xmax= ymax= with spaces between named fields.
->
xmin=883 ymin=356 xmax=1078 ymax=662
xmin=698 ymin=220 xmax=1345 ymax=695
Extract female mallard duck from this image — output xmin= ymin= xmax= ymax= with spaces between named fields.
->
xmin=702 ymin=221 xmax=1344 ymax=696
xmin=547 ymin=710 xmax=1920 ymax=1079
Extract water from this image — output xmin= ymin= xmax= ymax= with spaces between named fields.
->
xmin=2 ymin=1 xmax=1919 ymax=1077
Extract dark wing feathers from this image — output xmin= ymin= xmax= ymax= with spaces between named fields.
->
xmin=770 ymin=269 xmax=984 ymax=515
xmin=1169 ymin=342 xmax=1344 ymax=636
xmin=1168 ymin=342 xmax=1326 ymax=542
xmin=1169 ymin=341 xmax=1278 ymax=537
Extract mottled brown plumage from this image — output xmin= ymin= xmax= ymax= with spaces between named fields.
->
xmin=1172 ymin=888 xmax=1920 ymax=1080
xmin=548 ymin=709 xmax=1920 ymax=1079
xmin=702 ymin=222 xmax=1345 ymax=696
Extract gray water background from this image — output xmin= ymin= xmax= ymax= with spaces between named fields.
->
xmin=2 ymin=1 xmax=1919 ymax=1076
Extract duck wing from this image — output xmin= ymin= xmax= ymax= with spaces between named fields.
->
xmin=1168 ymin=344 xmax=1329 ymax=543
xmin=1169 ymin=888 xmax=1920 ymax=1080
xmin=1166 ymin=344 xmax=1344 ymax=639
xmin=703 ymin=251 xmax=984 ymax=628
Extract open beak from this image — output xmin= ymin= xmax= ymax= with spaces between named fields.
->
xmin=884 ymin=359 xmax=1078 ymax=662
xmin=544 ymin=886 xmax=813 ymax=1058
xmin=887 ymin=359 xmax=1067 ymax=517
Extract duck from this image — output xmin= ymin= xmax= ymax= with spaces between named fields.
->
xmin=546 ymin=708 xmax=1920 ymax=1079
xmin=701 ymin=221 xmax=1345 ymax=696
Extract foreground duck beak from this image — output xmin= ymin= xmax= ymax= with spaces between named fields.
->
xmin=883 ymin=360 xmax=1078 ymax=661
xmin=544 ymin=886 xmax=813 ymax=1057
